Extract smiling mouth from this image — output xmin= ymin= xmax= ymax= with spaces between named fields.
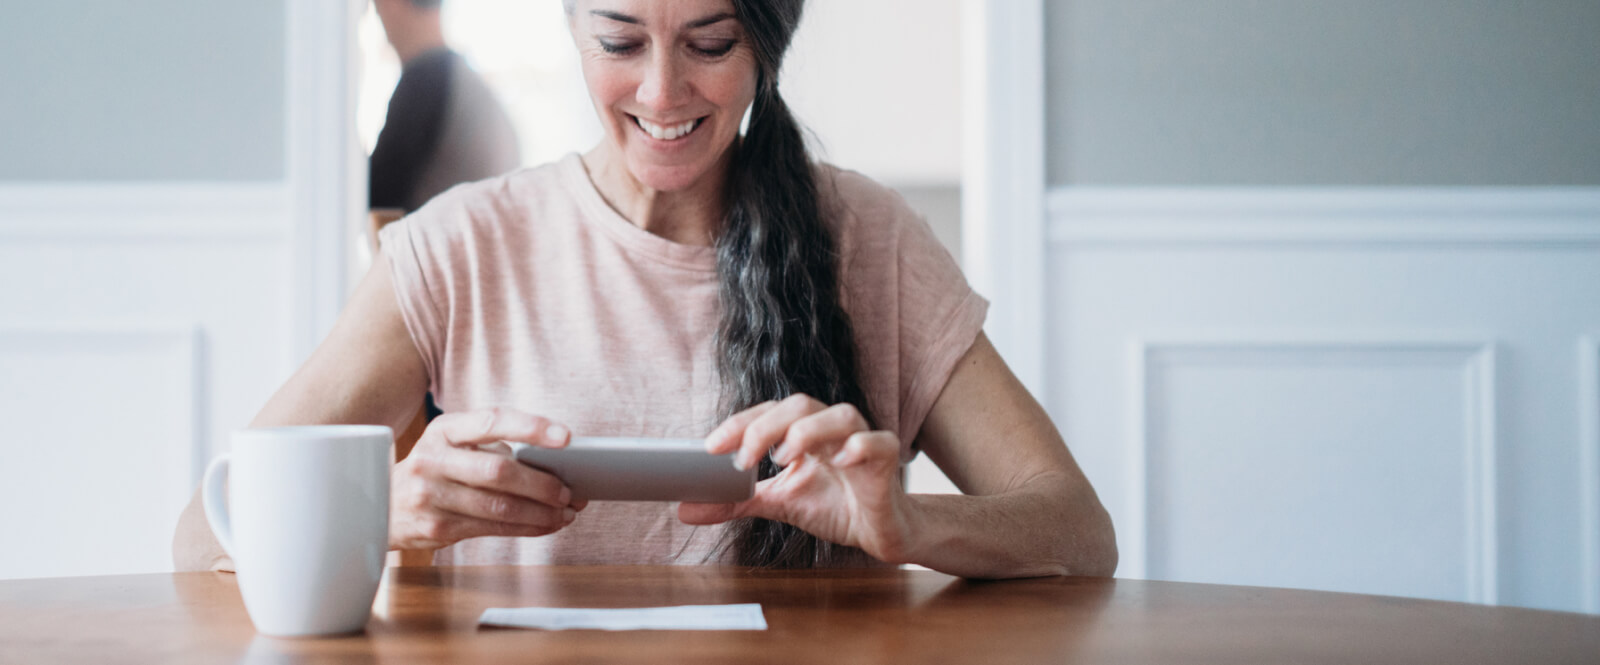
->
xmin=631 ymin=115 xmax=705 ymax=141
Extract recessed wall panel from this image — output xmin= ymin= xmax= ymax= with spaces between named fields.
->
xmin=0 ymin=329 xmax=198 ymax=579
xmin=1143 ymin=344 xmax=1489 ymax=603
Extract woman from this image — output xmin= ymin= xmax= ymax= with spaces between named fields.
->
xmin=174 ymin=0 xmax=1117 ymax=578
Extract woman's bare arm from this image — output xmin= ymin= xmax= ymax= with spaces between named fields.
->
xmin=171 ymin=251 xmax=429 ymax=572
xmin=689 ymin=331 xmax=1117 ymax=579
xmin=902 ymin=333 xmax=1118 ymax=578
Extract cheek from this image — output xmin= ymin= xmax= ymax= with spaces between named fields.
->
xmin=713 ymin=58 xmax=759 ymax=110
xmin=581 ymin=61 xmax=637 ymax=123
xmin=714 ymin=76 xmax=757 ymax=115
xmin=694 ymin=67 xmax=757 ymax=134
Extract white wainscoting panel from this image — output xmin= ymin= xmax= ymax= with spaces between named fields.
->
xmin=0 ymin=326 xmax=202 ymax=579
xmin=0 ymin=184 xmax=300 ymax=580
xmin=1048 ymin=187 xmax=1600 ymax=613
xmin=1129 ymin=338 xmax=1496 ymax=604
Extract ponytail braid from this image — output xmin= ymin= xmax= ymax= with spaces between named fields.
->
xmin=712 ymin=0 xmax=877 ymax=567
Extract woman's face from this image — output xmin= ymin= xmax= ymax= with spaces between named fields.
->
xmin=570 ymin=0 xmax=758 ymax=192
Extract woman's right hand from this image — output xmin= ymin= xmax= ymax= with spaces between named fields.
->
xmin=389 ymin=407 xmax=584 ymax=551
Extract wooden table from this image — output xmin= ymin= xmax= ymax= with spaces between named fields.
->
xmin=1 ymin=566 xmax=1596 ymax=663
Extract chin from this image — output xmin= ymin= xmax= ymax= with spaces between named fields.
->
xmin=624 ymin=156 xmax=714 ymax=192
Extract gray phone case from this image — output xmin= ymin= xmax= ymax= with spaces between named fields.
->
xmin=506 ymin=437 xmax=757 ymax=502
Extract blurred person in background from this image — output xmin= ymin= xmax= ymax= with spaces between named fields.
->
xmin=370 ymin=0 xmax=521 ymax=213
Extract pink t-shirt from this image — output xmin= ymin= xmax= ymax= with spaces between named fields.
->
xmin=379 ymin=153 xmax=987 ymax=566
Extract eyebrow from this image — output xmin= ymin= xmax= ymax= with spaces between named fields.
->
xmin=589 ymin=10 xmax=737 ymax=29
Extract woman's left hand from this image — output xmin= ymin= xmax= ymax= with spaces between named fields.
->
xmin=678 ymin=394 xmax=918 ymax=564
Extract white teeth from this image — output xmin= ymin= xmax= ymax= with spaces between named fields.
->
xmin=635 ymin=116 xmax=699 ymax=141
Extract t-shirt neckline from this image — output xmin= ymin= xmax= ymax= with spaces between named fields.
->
xmin=559 ymin=152 xmax=718 ymax=273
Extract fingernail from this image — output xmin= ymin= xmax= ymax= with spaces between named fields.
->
xmin=562 ymin=507 xmax=576 ymax=523
xmin=558 ymin=486 xmax=572 ymax=506
xmin=732 ymin=454 xmax=749 ymax=472
xmin=704 ymin=428 xmax=723 ymax=452
xmin=547 ymin=425 xmax=570 ymax=445
xmin=772 ymin=444 xmax=791 ymax=466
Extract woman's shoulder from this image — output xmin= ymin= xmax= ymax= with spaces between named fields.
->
xmin=813 ymin=163 xmax=919 ymax=224
xmin=812 ymin=162 xmax=937 ymax=259
xmin=418 ymin=158 xmax=572 ymax=221
xmin=389 ymin=157 xmax=583 ymax=243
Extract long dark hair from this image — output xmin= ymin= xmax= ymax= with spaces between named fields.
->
xmin=711 ymin=0 xmax=876 ymax=568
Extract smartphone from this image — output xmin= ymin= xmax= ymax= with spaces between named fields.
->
xmin=505 ymin=437 xmax=757 ymax=503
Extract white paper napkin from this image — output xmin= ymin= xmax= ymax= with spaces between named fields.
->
xmin=478 ymin=603 xmax=768 ymax=631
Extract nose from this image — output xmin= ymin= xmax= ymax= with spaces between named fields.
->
xmin=636 ymin=47 xmax=691 ymax=112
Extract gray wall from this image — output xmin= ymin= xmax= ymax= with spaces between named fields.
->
xmin=1047 ymin=0 xmax=1600 ymax=186
xmin=0 ymin=1 xmax=286 ymax=181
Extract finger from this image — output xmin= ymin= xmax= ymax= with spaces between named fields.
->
xmin=734 ymin=394 xmax=827 ymax=471
xmin=423 ymin=407 xmax=571 ymax=450
xmin=704 ymin=401 xmax=781 ymax=455
xmin=426 ymin=481 xmax=574 ymax=528
xmin=677 ymin=501 xmax=739 ymax=525
xmin=771 ymin=403 xmax=869 ymax=467
xmin=416 ymin=446 xmax=571 ymax=507
xmin=830 ymin=431 xmax=902 ymax=470
xmin=678 ymin=476 xmax=783 ymax=525
xmin=415 ymin=510 xmax=573 ymax=546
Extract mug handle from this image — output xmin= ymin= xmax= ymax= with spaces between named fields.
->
xmin=201 ymin=454 xmax=237 ymax=558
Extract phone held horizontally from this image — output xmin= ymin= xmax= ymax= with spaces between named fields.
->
xmin=505 ymin=437 xmax=757 ymax=503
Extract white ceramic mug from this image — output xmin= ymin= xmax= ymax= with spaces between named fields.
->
xmin=202 ymin=425 xmax=392 ymax=637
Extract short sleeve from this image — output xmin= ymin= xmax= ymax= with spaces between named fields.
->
xmin=377 ymin=190 xmax=468 ymax=393
xmin=892 ymin=205 xmax=989 ymax=456
xmin=829 ymin=168 xmax=989 ymax=460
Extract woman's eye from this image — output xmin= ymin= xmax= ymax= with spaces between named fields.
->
xmin=598 ymin=40 xmax=641 ymax=55
xmin=690 ymin=40 xmax=736 ymax=57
